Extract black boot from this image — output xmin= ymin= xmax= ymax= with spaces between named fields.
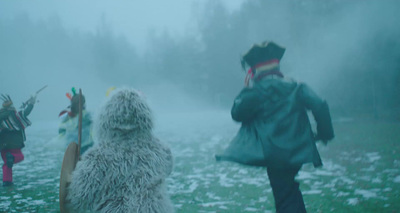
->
xmin=3 ymin=181 xmax=14 ymax=187
xmin=6 ymin=152 xmax=14 ymax=168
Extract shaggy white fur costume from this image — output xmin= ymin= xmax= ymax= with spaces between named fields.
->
xmin=67 ymin=88 xmax=174 ymax=213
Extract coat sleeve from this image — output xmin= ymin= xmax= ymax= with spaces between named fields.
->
xmin=23 ymin=103 xmax=34 ymax=117
xmin=231 ymin=87 xmax=264 ymax=123
xmin=298 ymin=83 xmax=335 ymax=142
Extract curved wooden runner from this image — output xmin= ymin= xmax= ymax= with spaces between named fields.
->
xmin=59 ymin=142 xmax=79 ymax=212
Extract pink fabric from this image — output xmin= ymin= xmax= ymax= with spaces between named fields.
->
xmin=247 ymin=67 xmax=254 ymax=79
xmin=1 ymin=149 xmax=24 ymax=182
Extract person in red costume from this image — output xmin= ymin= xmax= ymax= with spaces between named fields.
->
xmin=0 ymin=94 xmax=36 ymax=187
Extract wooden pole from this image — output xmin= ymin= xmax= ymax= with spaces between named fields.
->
xmin=77 ymin=89 xmax=83 ymax=158
xmin=59 ymin=88 xmax=84 ymax=212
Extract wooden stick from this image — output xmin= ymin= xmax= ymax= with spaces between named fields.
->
xmin=77 ymin=89 xmax=83 ymax=158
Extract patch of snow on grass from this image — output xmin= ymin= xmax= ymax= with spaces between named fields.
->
xmin=346 ymin=198 xmax=359 ymax=205
xmin=383 ymin=187 xmax=392 ymax=192
xmin=297 ymin=171 xmax=315 ymax=180
xmin=218 ymin=173 xmax=235 ymax=187
xmin=354 ymin=189 xmax=378 ymax=199
xmin=244 ymin=207 xmax=260 ymax=211
xmin=236 ymin=176 xmax=266 ymax=187
xmin=238 ymin=169 xmax=248 ymax=175
xmin=336 ymin=192 xmax=350 ymax=197
xmin=393 ymin=175 xmax=400 ymax=183
xmin=0 ymin=200 xmax=11 ymax=208
xmin=359 ymin=176 xmax=373 ymax=181
xmin=382 ymin=169 xmax=398 ymax=173
xmin=303 ymin=190 xmax=322 ymax=195
xmin=206 ymin=192 xmax=221 ymax=200
xmin=31 ymin=200 xmax=46 ymax=205
xmin=200 ymin=201 xmax=234 ymax=207
xmin=323 ymin=160 xmax=347 ymax=172
xmin=339 ymin=176 xmax=355 ymax=184
xmin=371 ymin=177 xmax=382 ymax=183
xmin=174 ymin=204 xmax=183 ymax=208
xmin=13 ymin=194 xmax=22 ymax=199
xmin=361 ymin=166 xmax=375 ymax=172
xmin=314 ymin=170 xmax=334 ymax=176
xmin=258 ymin=196 xmax=268 ymax=202
xmin=185 ymin=182 xmax=199 ymax=193
xmin=365 ymin=152 xmax=381 ymax=163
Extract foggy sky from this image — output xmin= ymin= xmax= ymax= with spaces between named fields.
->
xmin=0 ymin=0 xmax=245 ymax=122
xmin=0 ymin=0 xmax=399 ymax=123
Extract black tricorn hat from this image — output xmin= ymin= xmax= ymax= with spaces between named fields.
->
xmin=241 ymin=41 xmax=286 ymax=70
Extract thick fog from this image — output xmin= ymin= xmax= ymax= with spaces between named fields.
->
xmin=0 ymin=0 xmax=399 ymax=122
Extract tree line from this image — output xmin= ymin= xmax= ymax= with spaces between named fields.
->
xmin=1 ymin=0 xmax=399 ymax=119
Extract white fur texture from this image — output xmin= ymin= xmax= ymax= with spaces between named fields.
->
xmin=67 ymin=88 xmax=174 ymax=213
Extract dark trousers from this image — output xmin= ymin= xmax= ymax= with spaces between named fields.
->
xmin=267 ymin=166 xmax=306 ymax=213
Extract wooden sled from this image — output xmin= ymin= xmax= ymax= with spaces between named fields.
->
xmin=59 ymin=142 xmax=79 ymax=213
xmin=59 ymin=89 xmax=83 ymax=213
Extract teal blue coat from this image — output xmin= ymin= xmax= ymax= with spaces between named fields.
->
xmin=216 ymin=77 xmax=334 ymax=168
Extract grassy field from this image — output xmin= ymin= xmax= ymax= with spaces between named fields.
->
xmin=0 ymin=112 xmax=399 ymax=212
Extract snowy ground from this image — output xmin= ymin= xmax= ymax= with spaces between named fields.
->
xmin=0 ymin=110 xmax=399 ymax=212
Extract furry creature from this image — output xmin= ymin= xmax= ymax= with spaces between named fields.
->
xmin=67 ymin=88 xmax=174 ymax=213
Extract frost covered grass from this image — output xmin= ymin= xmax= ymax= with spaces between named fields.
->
xmin=0 ymin=121 xmax=64 ymax=212
xmin=0 ymin=112 xmax=399 ymax=212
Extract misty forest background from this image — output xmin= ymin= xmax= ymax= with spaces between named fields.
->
xmin=1 ymin=1 xmax=400 ymax=212
xmin=1 ymin=0 xmax=399 ymax=120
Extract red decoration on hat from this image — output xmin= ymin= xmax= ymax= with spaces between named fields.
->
xmin=66 ymin=93 xmax=72 ymax=100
